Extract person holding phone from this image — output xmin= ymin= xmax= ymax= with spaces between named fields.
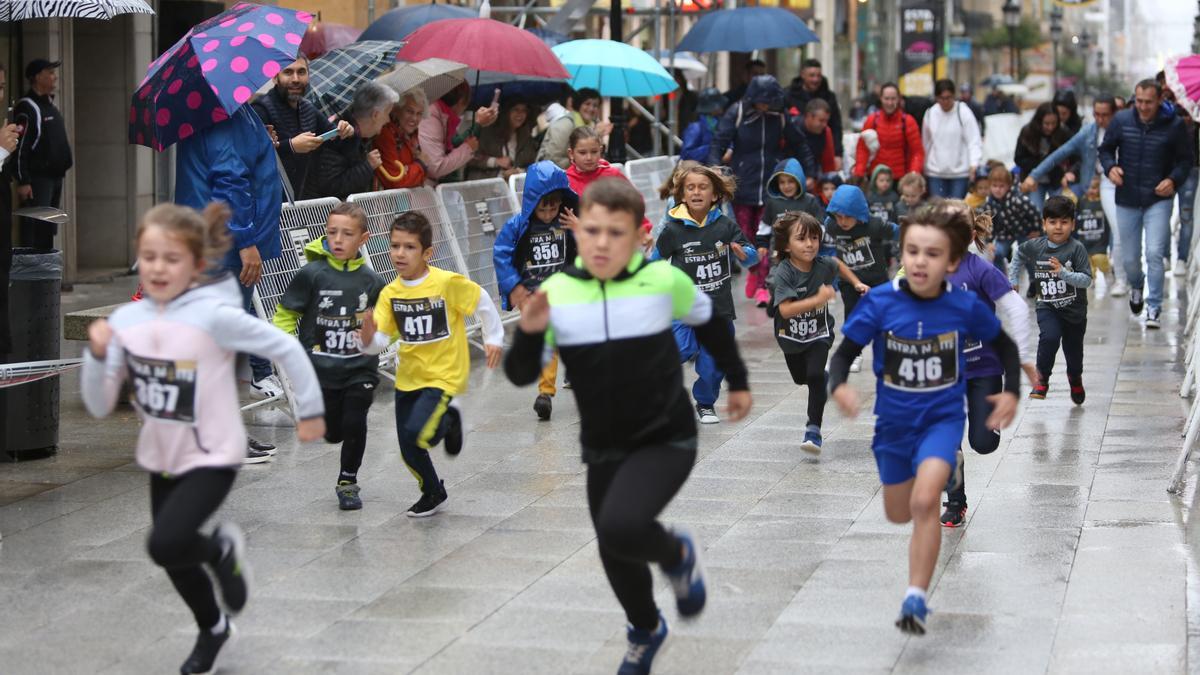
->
xmin=418 ymin=82 xmax=498 ymax=185
xmin=311 ymin=83 xmax=395 ymax=200
xmin=465 ymin=94 xmax=539 ymax=181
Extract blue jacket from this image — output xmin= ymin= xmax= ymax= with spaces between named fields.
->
xmin=175 ymin=105 xmax=283 ymax=261
xmin=1099 ymin=106 xmax=1194 ymax=208
xmin=680 ymin=114 xmax=718 ymax=163
xmin=493 ymin=160 xmax=578 ymax=310
xmin=707 ymin=75 xmax=814 ymax=206
xmin=1031 ymin=122 xmax=1098 ymax=198
xmin=825 ymin=184 xmax=871 ymax=224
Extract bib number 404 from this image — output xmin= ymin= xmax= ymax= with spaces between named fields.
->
xmin=897 ymin=356 xmax=942 ymax=384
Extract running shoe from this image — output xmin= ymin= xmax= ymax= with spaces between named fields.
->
xmin=249 ymin=374 xmax=284 ymax=400
xmin=695 ymin=404 xmax=719 ymax=425
xmin=1175 ymin=259 xmax=1188 ymax=276
xmin=945 ymin=449 xmax=964 ymax=496
xmin=533 ymin=394 xmax=553 ymax=421
xmin=1069 ymin=376 xmax=1086 ymax=405
xmin=562 ymin=377 xmax=572 ymax=389
xmin=211 ymin=523 xmax=250 ymax=614
xmin=940 ymin=500 xmax=967 ymax=528
xmin=242 ymin=447 xmax=271 ymax=464
xmin=443 ymin=401 xmax=464 ymax=456
xmin=336 ymin=482 xmax=362 ymax=511
xmin=744 ymin=275 xmax=757 ymax=299
xmin=850 ymin=355 xmax=862 ymax=373
xmin=1129 ymin=287 xmax=1144 ymax=316
xmin=247 ymin=437 xmax=277 ymax=456
xmin=662 ymin=530 xmax=706 ymax=617
xmin=799 ymin=425 xmax=822 ymax=455
xmin=406 ymin=482 xmax=447 ymax=518
xmin=618 ymin=613 xmax=669 ymax=675
xmin=1145 ymin=306 xmax=1161 ymax=329
xmin=895 ymin=594 xmax=929 ymax=635
xmin=1110 ymin=279 xmax=1129 ymax=297
xmin=754 ymin=287 xmax=770 ymax=308
xmin=1029 ymin=382 xmax=1048 ymax=400
xmin=180 ymin=619 xmax=234 ymax=674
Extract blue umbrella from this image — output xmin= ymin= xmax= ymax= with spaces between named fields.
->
xmin=676 ymin=7 xmax=819 ymax=54
xmin=358 ymin=2 xmax=474 ymax=42
xmin=551 ymin=39 xmax=677 ymax=97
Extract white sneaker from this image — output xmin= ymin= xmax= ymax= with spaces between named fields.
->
xmin=695 ymin=404 xmax=720 ymax=425
xmin=1174 ymin=260 xmax=1188 ymax=276
xmin=1109 ymin=279 xmax=1128 ymax=297
xmin=850 ymin=355 xmax=862 ymax=373
xmin=250 ymin=374 xmax=284 ymax=400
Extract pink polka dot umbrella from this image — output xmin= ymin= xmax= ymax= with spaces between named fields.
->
xmin=129 ymin=2 xmax=314 ymax=151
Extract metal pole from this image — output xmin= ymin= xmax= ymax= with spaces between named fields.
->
xmin=1008 ymin=27 xmax=1016 ymax=78
xmin=652 ymin=4 xmax=663 ymax=158
xmin=1052 ymin=41 xmax=1058 ymax=96
xmin=609 ymin=0 xmax=627 ymax=163
xmin=667 ymin=0 xmax=677 ymax=157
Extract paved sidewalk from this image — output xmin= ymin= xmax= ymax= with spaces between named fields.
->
xmin=0 ymin=273 xmax=1194 ymax=674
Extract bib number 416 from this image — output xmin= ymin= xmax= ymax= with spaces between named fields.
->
xmin=897 ymin=356 xmax=942 ymax=384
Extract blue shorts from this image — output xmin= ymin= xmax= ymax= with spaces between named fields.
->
xmin=872 ymin=418 xmax=963 ymax=485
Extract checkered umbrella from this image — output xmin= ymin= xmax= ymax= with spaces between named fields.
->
xmin=376 ymin=57 xmax=467 ymax=103
xmin=304 ymin=40 xmax=404 ymax=119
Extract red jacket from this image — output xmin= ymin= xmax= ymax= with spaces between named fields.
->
xmin=854 ymin=109 xmax=924 ymax=178
xmin=566 ymin=160 xmax=652 ymax=232
xmin=818 ymin=126 xmax=838 ymax=173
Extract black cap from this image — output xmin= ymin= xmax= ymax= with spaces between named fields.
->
xmin=25 ymin=59 xmax=61 ymax=81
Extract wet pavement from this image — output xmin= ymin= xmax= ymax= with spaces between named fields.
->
xmin=0 ymin=269 xmax=1197 ymax=674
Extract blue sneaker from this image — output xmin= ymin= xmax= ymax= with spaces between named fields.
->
xmin=618 ymin=613 xmax=668 ymax=675
xmin=799 ymin=425 xmax=822 ymax=455
xmin=895 ymin=594 xmax=929 ymax=635
xmin=662 ymin=530 xmax=706 ymax=617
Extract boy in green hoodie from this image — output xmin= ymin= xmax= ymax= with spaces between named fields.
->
xmin=867 ymin=165 xmax=900 ymax=224
xmin=273 ymin=203 xmax=386 ymax=511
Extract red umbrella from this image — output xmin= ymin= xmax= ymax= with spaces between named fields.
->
xmin=396 ymin=18 xmax=568 ymax=79
xmin=299 ymin=22 xmax=362 ymax=60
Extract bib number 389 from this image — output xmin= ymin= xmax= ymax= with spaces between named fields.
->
xmin=126 ymin=353 xmax=197 ymax=422
xmin=882 ymin=331 xmax=959 ymax=392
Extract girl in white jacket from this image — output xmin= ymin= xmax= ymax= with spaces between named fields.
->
xmin=923 ymin=79 xmax=983 ymax=200
xmin=82 ymin=202 xmax=325 ymax=674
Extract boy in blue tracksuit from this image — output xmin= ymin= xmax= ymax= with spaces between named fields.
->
xmin=493 ymin=160 xmax=579 ymax=420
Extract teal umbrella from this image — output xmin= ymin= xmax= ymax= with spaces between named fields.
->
xmin=551 ymin=39 xmax=677 ymax=98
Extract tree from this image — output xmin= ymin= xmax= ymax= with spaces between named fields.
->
xmin=976 ymin=18 xmax=1044 ymax=79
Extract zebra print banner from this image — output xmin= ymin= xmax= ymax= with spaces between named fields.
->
xmin=0 ymin=0 xmax=154 ymax=22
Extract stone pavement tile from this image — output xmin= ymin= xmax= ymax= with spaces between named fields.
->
xmin=702 ymin=538 xmax=831 ymax=571
xmin=578 ymin=634 xmax=757 ymax=675
xmin=400 ymin=550 xmax=559 ymax=591
xmin=245 ymin=520 xmax=362 ymax=551
xmin=353 ymin=584 xmax=513 ymax=624
xmin=775 ymin=586 xmax=903 ymax=627
xmin=824 ymin=530 xmax=911 ymax=561
xmin=506 ymin=568 xmax=624 ymax=612
xmin=495 ymin=503 xmax=594 ymax=532
xmin=966 ymin=496 xmax=1087 ymax=530
xmin=719 ymin=514 xmax=853 ymax=544
xmin=745 ymin=491 xmax=873 ymax=519
xmin=956 ymin=525 xmax=1081 ymax=557
xmin=412 ymin=643 xmax=594 ymax=675
xmin=1084 ymin=499 xmax=1184 ymax=524
xmin=743 ymin=621 xmax=908 ymax=669
xmin=69 ymin=525 xmax=150 ymax=561
xmin=271 ymin=658 xmax=410 ymax=675
xmin=706 ymin=564 xmax=816 ymax=602
xmin=0 ymin=497 xmax=90 ymax=536
xmin=678 ymin=475 xmax=785 ymax=501
xmin=737 ymin=663 xmax=891 ymax=675
xmin=257 ymin=559 xmax=414 ymax=602
xmin=1047 ymin=644 xmax=1185 ymax=675
xmin=23 ymin=469 xmax=145 ymax=503
xmin=451 ymin=526 xmax=594 ymax=561
xmin=457 ymin=604 xmax=623 ymax=651
xmin=1053 ymin=612 xmax=1185 ymax=647
xmin=771 ymin=469 xmax=882 ymax=496
xmin=287 ymin=618 xmax=470 ymax=666
xmin=666 ymin=594 xmax=791 ymax=640
xmin=663 ymin=496 xmax=756 ymax=526
xmin=689 ymin=458 xmax=798 ymax=482
xmin=234 ymin=596 xmax=362 ymax=638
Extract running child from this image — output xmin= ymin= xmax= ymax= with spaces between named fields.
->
xmin=360 ymin=212 xmax=504 ymax=517
xmin=493 ymin=160 xmax=579 ymax=420
xmin=767 ymin=211 xmax=868 ymax=453
xmin=505 ymin=178 xmax=752 ymax=675
xmin=829 ymin=200 xmax=1021 ymax=634
xmin=1074 ymin=177 xmax=1112 ymax=290
xmin=655 ymin=164 xmax=758 ymax=424
xmin=1009 ymin=195 xmax=1093 ymax=399
xmin=817 ymin=177 xmax=837 ymax=206
xmin=272 ymin=202 xmax=385 ymax=511
xmin=754 ymin=158 xmax=826 ymax=280
xmin=564 ymin=126 xmax=652 ymax=235
xmin=894 ymin=172 xmax=927 ymax=220
xmin=867 ymin=165 xmax=900 ymax=224
xmin=985 ymin=165 xmax=1041 ymax=272
xmin=82 ymin=203 xmax=326 ymax=674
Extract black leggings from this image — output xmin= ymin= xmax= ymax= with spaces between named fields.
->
xmin=323 ymin=383 xmax=376 ymax=481
xmin=784 ymin=345 xmax=830 ymax=427
xmin=587 ymin=441 xmax=695 ymax=631
xmin=148 ymin=468 xmax=237 ymax=630
xmin=948 ymin=375 xmax=1003 ymax=505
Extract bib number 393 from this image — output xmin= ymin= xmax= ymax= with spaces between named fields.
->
xmin=126 ymin=354 xmax=197 ymax=422
xmin=780 ymin=307 xmax=830 ymax=344
xmin=392 ymin=297 xmax=451 ymax=344
xmin=882 ymin=331 xmax=959 ymax=392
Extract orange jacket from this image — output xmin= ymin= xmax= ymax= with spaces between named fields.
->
xmin=373 ymin=121 xmax=427 ymax=189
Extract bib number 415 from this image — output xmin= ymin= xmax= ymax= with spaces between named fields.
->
xmin=695 ymin=261 xmax=723 ymax=281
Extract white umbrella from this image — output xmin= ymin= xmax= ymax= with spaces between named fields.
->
xmin=647 ymin=49 xmax=707 ymax=76
xmin=377 ymin=57 xmax=469 ymax=103
xmin=0 ymin=0 xmax=153 ymax=20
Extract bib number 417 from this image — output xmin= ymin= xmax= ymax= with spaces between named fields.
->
xmin=404 ymin=314 xmax=434 ymax=337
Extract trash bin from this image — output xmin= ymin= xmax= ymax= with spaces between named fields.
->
xmin=3 ymin=247 xmax=62 ymax=457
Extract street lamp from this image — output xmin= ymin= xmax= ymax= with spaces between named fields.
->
xmin=1080 ymin=29 xmax=1092 ymax=99
xmin=1050 ymin=7 xmax=1063 ymax=95
xmin=1003 ymin=0 xmax=1022 ymax=79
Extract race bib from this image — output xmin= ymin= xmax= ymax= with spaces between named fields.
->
xmin=315 ymin=313 xmax=363 ymax=357
xmin=837 ymin=236 xmax=875 ymax=270
xmin=126 ymin=353 xmax=197 ymax=422
xmin=1034 ymin=260 xmax=1076 ymax=305
xmin=681 ymin=245 xmax=731 ymax=293
xmin=391 ymin=297 xmax=451 ymax=344
xmin=869 ymin=203 xmax=891 ymax=223
xmin=524 ymin=228 xmax=567 ymax=272
xmin=1077 ymin=214 xmax=1104 ymax=242
xmin=779 ymin=307 xmax=831 ymax=344
xmin=882 ymin=331 xmax=959 ymax=392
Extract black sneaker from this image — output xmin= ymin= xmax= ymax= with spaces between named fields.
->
xmin=243 ymin=447 xmax=271 ymax=464
xmin=1129 ymin=287 xmax=1144 ymax=315
xmin=406 ymin=481 xmax=447 ymax=518
xmin=533 ymin=394 xmax=553 ymax=421
xmin=210 ymin=523 xmax=250 ymax=614
xmin=179 ymin=620 xmax=234 ymax=674
xmin=1069 ymin=376 xmax=1086 ymax=405
xmin=940 ymin=500 xmax=967 ymax=528
xmin=443 ymin=401 xmax=463 ymax=456
xmin=247 ymin=437 xmax=276 ymax=456
xmin=336 ymin=482 xmax=362 ymax=511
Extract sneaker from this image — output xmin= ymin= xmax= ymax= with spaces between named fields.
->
xmin=1110 ymin=279 xmax=1129 ymax=297
xmin=850 ymin=355 xmax=862 ymax=373
xmin=1029 ymin=382 xmax=1048 ymax=400
xmin=754 ymin=287 xmax=770 ymax=308
xmin=662 ymin=530 xmax=706 ymax=617
xmin=211 ymin=523 xmax=250 ymax=614
xmin=562 ymin=377 xmax=572 ymax=389
xmin=1129 ymin=287 xmax=1144 ymax=315
xmin=940 ymin=500 xmax=967 ymax=528
xmin=945 ymin=448 xmax=964 ymax=496
xmin=1146 ymin=306 xmax=1162 ymax=329
xmin=1069 ymin=377 xmax=1086 ymax=405
xmin=247 ymin=437 xmax=277 ymax=456
xmin=1175 ymin=259 xmax=1188 ymax=276
xmin=179 ymin=620 xmax=234 ymax=674
xmin=336 ymin=482 xmax=362 ymax=511
xmin=895 ymin=594 xmax=929 ymax=635
xmin=243 ymin=447 xmax=271 ymax=464
xmin=443 ymin=401 xmax=463 ymax=456
xmin=799 ymin=425 xmax=822 ymax=455
xmin=406 ymin=482 xmax=447 ymax=518
xmin=533 ymin=393 xmax=553 ymax=421
xmin=695 ymin=404 xmax=719 ymax=425
xmin=618 ymin=613 xmax=669 ymax=675
xmin=249 ymin=374 xmax=284 ymax=400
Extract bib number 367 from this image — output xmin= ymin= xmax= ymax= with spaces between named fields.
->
xmin=126 ymin=353 xmax=197 ymax=422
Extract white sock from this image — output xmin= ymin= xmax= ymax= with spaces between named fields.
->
xmin=905 ymin=586 xmax=927 ymax=601
xmin=210 ymin=614 xmax=227 ymax=635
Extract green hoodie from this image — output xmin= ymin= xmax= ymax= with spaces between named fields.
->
xmin=274 ymin=236 xmax=386 ymax=388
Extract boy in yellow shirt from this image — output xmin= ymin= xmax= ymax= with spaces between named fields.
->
xmin=361 ymin=212 xmax=504 ymax=517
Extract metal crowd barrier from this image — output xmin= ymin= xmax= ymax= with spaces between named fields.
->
xmin=623 ymin=156 xmax=676 ymax=228
xmin=1169 ymin=200 xmax=1200 ymax=494
xmin=436 ymin=178 xmax=522 ymax=329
